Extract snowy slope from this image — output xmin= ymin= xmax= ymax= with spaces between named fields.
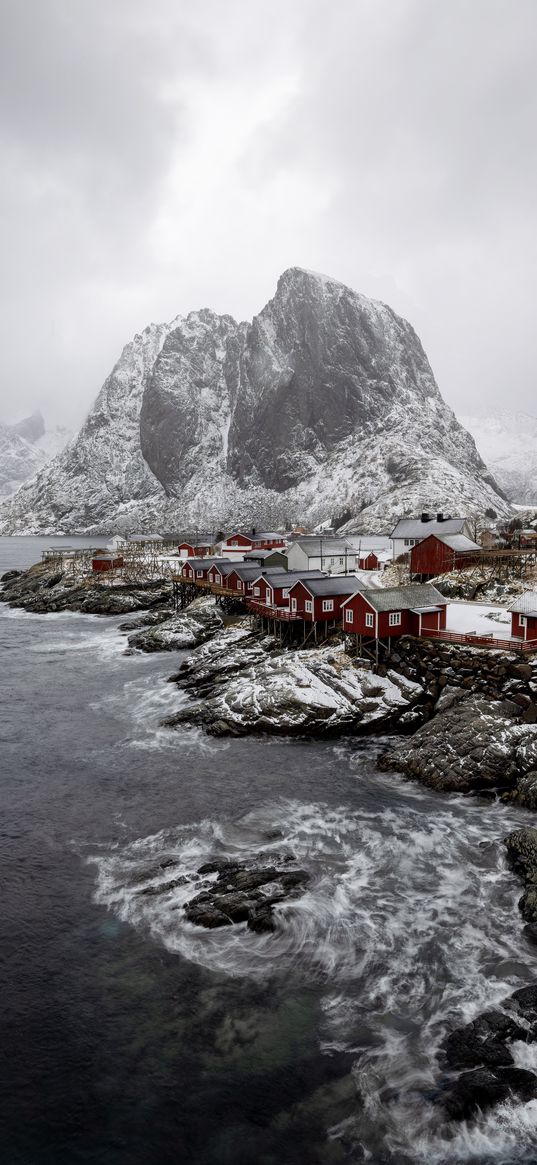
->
xmin=0 ymin=269 xmax=510 ymax=534
xmin=460 ymin=412 xmax=537 ymax=505
xmin=0 ymin=411 xmax=71 ymax=500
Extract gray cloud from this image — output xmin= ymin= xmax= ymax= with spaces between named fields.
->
xmin=0 ymin=0 xmax=535 ymax=428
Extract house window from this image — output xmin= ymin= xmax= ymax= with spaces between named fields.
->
xmin=282 ymin=588 xmax=289 ymax=598
xmin=520 ymin=616 xmax=527 ymax=627
xmin=389 ymin=612 xmax=401 ymax=627
xmin=305 ymin=600 xmax=313 ymax=613
xmin=345 ymin=609 xmax=353 ymax=624
xmin=291 ymin=598 xmax=297 ymax=611
xmin=253 ymin=586 xmax=260 ymax=596
xmin=322 ymin=599 xmax=334 ymax=612
xmin=237 ymin=581 xmax=243 ymax=590
xmin=231 ymin=540 xmax=238 ymax=546
xmin=196 ymin=570 xmax=203 ymax=577
xmin=365 ymin=612 xmax=374 ymax=628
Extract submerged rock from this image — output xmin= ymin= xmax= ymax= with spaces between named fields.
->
xmin=164 ymin=644 xmax=423 ymax=738
xmin=504 ymin=827 xmax=537 ymax=924
xmin=183 ymin=859 xmax=310 ymax=933
xmin=378 ymin=695 xmax=537 ymax=794
xmin=437 ymin=983 xmax=537 ymax=1120
xmin=126 ymin=595 xmax=223 ymax=653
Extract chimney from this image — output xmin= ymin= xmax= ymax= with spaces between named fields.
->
xmin=437 ymin=512 xmax=444 ymax=522
xmin=252 ymin=527 xmax=256 ymax=536
xmin=421 ymin=512 xmax=430 ymax=523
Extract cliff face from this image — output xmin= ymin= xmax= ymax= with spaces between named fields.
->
xmin=0 ymin=269 xmax=509 ymax=534
xmin=460 ymin=411 xmax=537 ymax=506
xmin=0 ymin=410 xmax=69 ymax=500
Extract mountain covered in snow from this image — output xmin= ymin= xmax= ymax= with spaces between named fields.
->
xmin=0 ymin=268 xmax=510 ymax=534
xmin=0 ymin=411 xmax=71 ymax=500
xmin=459 ymin=412 xmax=537 ymax=506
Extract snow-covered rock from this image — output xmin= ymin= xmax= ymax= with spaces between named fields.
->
xmin=0 ymin=269 xmax=509 ymax=533
xmin=460 ymin=411 xmax=537 ymax=506
xmin=126 ymin=596 xmax=223 ymax=653
xmin=164 ymin=642 xmax=423 ymax=736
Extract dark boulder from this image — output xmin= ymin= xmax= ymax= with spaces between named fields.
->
xmin=441 ymin=1009 xmax=526 ymax=1070
xmin=183 ymin=859 xmax=310 ymax=933
xmin=441 ymin=1066 xmax=537 ymax=1121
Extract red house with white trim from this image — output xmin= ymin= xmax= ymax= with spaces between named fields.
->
xmin=288 ymin=577 xmax=360 ymax=622
xmin=92 ymin=554 xmax=123 ymax=572
xmin=221 ymin=531 xmax=286 ymax=557
xmin=250 ymin=570 xmax=326 ymax=608
xmin=510 ymin=593 xmax=537 ymax=641
xmin=341 ymin=583 xmax=447 ymax=638
xmin=180 ymin=557 xmax=228 ymax=582
xmin=178 ymin=540 xmax=214 ymax=558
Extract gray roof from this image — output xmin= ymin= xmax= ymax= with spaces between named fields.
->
xmin=437 ymin=534 xmax=480 ymax=551
xmin=343 ymin=536 xmax=392 ymax=551
xmin=184 ymin=556 xmax=230 ymax=569
xmin=292 ymin=576 xmax=364 ymax=597
xmin=231 ymin=564 xmax=286 ymax=579
xmin=289 ymin=538 xmax=356 ymax=557
xmin=255 ymin=569 xmax=327 ymax=587
xmin=510 ymin=592 xmax=537 ymax=616
xmin=349 ymin=583 xmax=447 ymax=612
xmin=391 ymin=517 xmax=466 ymax=538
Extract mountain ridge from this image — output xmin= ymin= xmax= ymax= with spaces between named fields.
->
xmin=0 ymin=268 xmax=510 ymax=534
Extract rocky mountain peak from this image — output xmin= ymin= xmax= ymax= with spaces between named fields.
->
xmin=0 ymin=271 xmax=510 ymax=534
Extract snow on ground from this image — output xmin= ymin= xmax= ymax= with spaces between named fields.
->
xmin=446 ymin=600 xmax=512 ymax=639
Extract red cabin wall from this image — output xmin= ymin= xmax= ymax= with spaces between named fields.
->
xmin=359 ymin=553 xmax=379 ymax=571
xmin=512 ymin=612 xmax=537 ymax=639
xmin=225 ymin=534 xmax=253 ymax=549
xmin=410 ymin=536 xmax=453 ymax=578
xmin=92 ymin=556 xmax=123 ymax=572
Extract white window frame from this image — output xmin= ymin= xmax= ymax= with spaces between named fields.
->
xmin=322 ymin=599 xmax=334 ymax=612
xmin=365 ymin=612 xmax=374 ymax=628
xmin=520 ymin=615 xmax=527 ymax=627
xmin=345 ymin=608 xmax=353 ymax=624
xmin=237 ymin=580 xmax=243 ymax=590
xmin=253 ymin=586 xmax=260 ymax=596
xmin=305 ymin=600 xmax=313 ymax=613
xmin=389 ymin=612 xmax=402 ymax=627
xmin=291 ymin=597 xmax=297 ymax=612
xmin=196 ymin=570 xmax=203 ymax=577
xmin=282 ymin=588 xmax=289 ymax=598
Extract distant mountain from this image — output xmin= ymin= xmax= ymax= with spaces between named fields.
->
xmin=460 ymin=412 xmax=537 ymax=506
xmin=0 ymin=269 xmax=510 ymax=534
xmin=0 ymin=410 xmax=71 ymax=500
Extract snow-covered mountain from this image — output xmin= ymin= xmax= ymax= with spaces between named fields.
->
xmin=0 ymin=411 xmax=71 ymax=500
xmin=459 ymin=412 xmax=537 ymax=506
xmin=0 ymin=269 xmax=510 ymax=534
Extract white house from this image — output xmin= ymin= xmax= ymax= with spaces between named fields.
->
xmin=286 ymin=537 xmax=357 ymax=574
xmin=390 ymin=514 xmax=472 ymax=561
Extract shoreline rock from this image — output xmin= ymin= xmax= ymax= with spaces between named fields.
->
xmin=125 ymin=596 xmax=224 ymax=653
xmin=1 ymin=562 xmax=173 ymax=615
xmin=164 ymin=640 xmax=424 ymax=738
xmin=183 ymin=857 xmax=310 ymax=933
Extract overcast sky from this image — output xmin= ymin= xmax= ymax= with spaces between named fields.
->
xmin=1 ymin=0 xmax=536 ymax=428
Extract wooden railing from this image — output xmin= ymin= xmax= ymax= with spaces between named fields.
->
xmin=247 ymin=599 xmax=301 ymax=621
xmin=421 ymin=628 xmax=537 ymax=654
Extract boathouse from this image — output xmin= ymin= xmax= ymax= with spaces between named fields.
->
xmin=341 ymin=583 xmax=447 ymax=639
xmin=250 ymin=569 xmax=326 ymax=609
xmin=410 ymin=533 xmax=481 ymax=580
xmin=288 ymin=576 xmax=361 ymax=621
xmin=92 ymin=554 xmax=124 ymax=572
xmin=510 ymin=593 xmax=537 ymax=641
xmin=177 ymin=539 xmax=214 ymax=558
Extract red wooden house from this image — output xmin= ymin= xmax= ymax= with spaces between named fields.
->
xmin=410 ymin=534 xmax=480 ymax=579
xmin=178 ymin=540 xmax=214 ymax=558
xmin=207 ymin=561 xmax=235 ymax=587
xmin=249 ymin=570 xmax=326 ymax=609
xmin=341 ymin=583 xmax=447 ymax=639
xmin=92 ymin=554 xmax=123 ymax=572
xmin=358 ymin=551 xmax=380 ymax=571
xmin=221 ymin=531 xmax=286 ymax=554
xmin=226 ymin=565 xmax=286 ymax=597
xmin=288 ymin=577 xmax=360 ymax=622
xmin=180 ymin=557 xmax=228 ymax=582
xmin=510 ymin=593 xmax=537 ymax=641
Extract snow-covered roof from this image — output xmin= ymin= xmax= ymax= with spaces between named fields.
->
xmin=185 ymin=556 xmax=230 ymax=569
xmin=231 ymin=564 xmax=286 ymax=579
xmin=346 ymin=583 xmax=447 ymax=612
xmin=510 ymin=592 xmax=537 ymax=616
xmin=343 ymin=536 xmax=392 ymax=550
xmin=436 ymin=534 xmax=480 ymax=551
xmin=255 ymin=569 xmax=326 ymax=586
xmin=243 ymin=548 xmax=286 ymax=559
xmin=293 ymin=576 xmax=363 ymax=597
xmin=391 ymin=518 xmax=466 ymax=538
xmin=289 ymin=538 xmax=356 ymax=556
